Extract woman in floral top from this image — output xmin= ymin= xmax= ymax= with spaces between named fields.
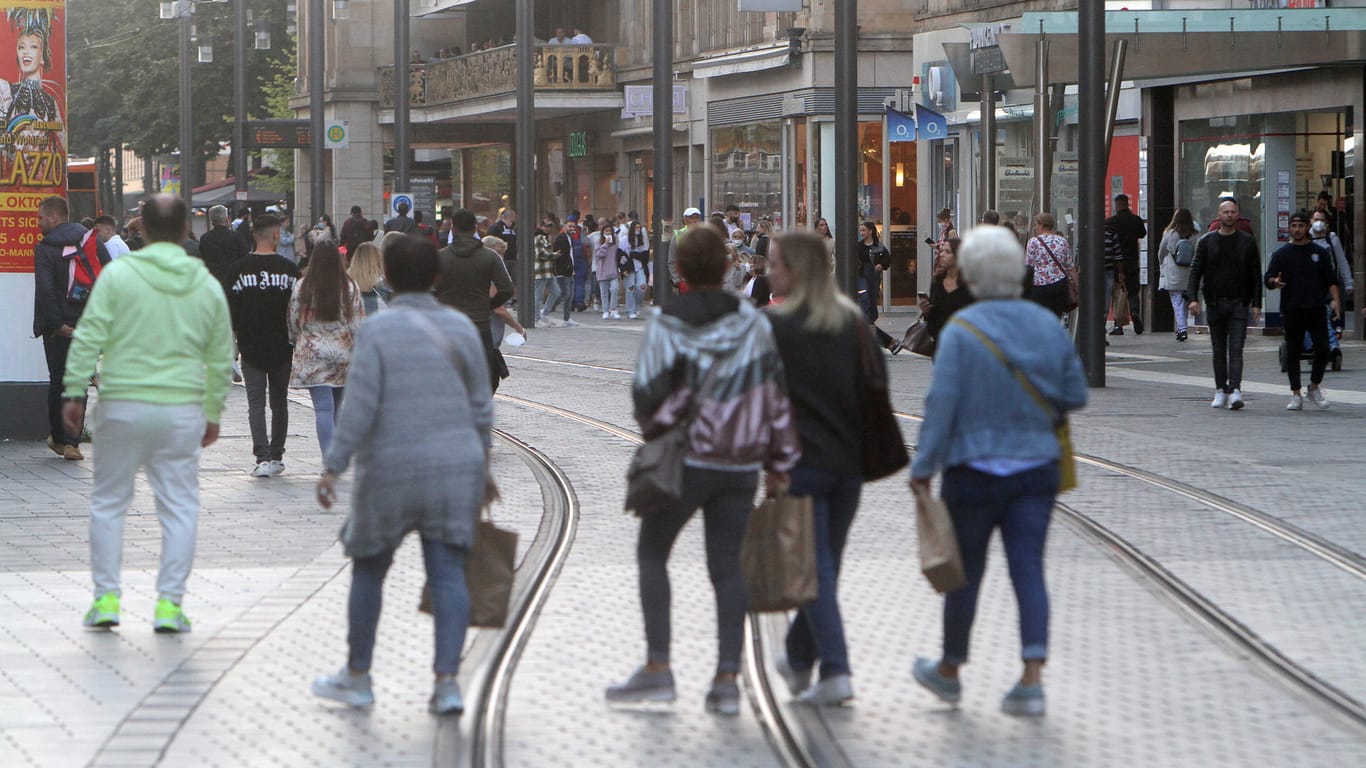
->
xmin=1024 ymin=212 xmax=1076 ymax=318
xmin=289 ymin=241 xmax=365 ymax=455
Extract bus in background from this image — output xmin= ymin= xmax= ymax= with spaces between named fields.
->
xmin=68 ymin=159 xmax=99 ymax=223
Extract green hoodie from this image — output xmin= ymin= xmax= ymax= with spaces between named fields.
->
xmin=64 ymin=241 xmax=234 ymax=422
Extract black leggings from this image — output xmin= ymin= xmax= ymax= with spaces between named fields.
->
xmin=637 ymin=466 xmax=758 ymax=676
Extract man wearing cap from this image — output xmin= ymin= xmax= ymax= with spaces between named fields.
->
xmin=668 ymin=207 xmax=703 ymax=290
xmin=1186 ymin=198 xmax=1263 ymax=410
xmin=1105 ymin=193 xmax=1147 ymax=335
xmin=1264 ymin=211 xmax=1341 ymax=410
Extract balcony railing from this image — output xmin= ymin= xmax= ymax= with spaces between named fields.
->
xmin=380 ymin=44 xmax=617 ymax=109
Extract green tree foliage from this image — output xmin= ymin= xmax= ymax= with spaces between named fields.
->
xmin=257 ymin=39 xmax=295 ymax=193
xmin=68 ymin=0 xmax=292 ymax=178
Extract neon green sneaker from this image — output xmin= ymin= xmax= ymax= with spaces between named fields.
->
xmin=153 ymin=599 xmax=192 ymax=634
xmin=83 ymin=593 xmax=120 ymax=628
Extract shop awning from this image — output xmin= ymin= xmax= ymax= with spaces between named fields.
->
xmin=997 ymin=9 xmax=1366 ymax=88
xmin=692 ymin=44 xmax=792 ymax=79
xmin=412 ymin=0 xmax=480 ymax=18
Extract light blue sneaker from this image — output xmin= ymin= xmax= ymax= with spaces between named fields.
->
xmin=430 ymin=678 xmax=464 ymax=716
xmin=1001 ymin=682 xmax=1045 ymax=716
xmin=312 ymin=667 xmax=374 ymax=708
xmin=912 ymin=657 xmax=962 ymax=704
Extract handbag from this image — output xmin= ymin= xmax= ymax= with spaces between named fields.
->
xmin=1111 ymin=282 xmax=1131 ymax=327
xmin=901 ymin=319 xmax=935 ymax=357
xmin=624 ymin=356 xmax=722 ymax=516
xmin=1033 ymin=236 xmax=1079 ymax=312
xmin=741 ymin=489 xmax=818 ymax=612
xmin=418 ymin=510 xmax=519 ymax=627
xmin=913 ymin=485 xmax=965 ymax=593
xmin=951 ymin=318 xmax=1077 ymax=494
xmin=855 ymin=321 xmax=910 ymax=481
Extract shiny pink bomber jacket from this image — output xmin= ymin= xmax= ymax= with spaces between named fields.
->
xmin=632 ymin=300 xmax=801 ymax=473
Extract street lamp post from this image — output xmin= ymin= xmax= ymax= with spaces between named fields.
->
xmin=394 ymin=0 xmax=410 ymax=193
xmin=308 ymin=0 xmax=324 ymax=226
xmin=178 ymin=2 xmax=194 ymax=214
xmin=234 ymin=0 xmax=247 ymax=208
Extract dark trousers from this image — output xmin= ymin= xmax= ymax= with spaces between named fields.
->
xmin=44 ymin=334 xmax=83 ymax=445
xmin=1204 ymin=298 xmax=1250 ymax=393
xmin=1030 ymin=278 xmax=1071 ymax=318
xmin=637 ymin=466 xmax=758 ymax=676
xmin=573 ymin=258 xmax=589 ymax=309
xmin=243 ymin=361 xmax=290 ymax=462
xmin=1282 ymin=307 xmax=1331 ymax=392
xmin=1122 ymin=260 xmax=1141 ymax=326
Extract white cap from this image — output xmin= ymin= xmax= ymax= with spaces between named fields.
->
xmin=683 ymin=207 xmax=702 ymax=218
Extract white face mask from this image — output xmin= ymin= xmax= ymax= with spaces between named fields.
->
xmin=1311 ymin=220 xmax=1327 ymax=235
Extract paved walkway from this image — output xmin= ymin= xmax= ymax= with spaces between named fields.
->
xmin=1 ymin=312 xmax=1363 ymax=766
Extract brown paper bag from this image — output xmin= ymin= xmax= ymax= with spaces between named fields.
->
xmin=742 ymin=491 xmax=818 ymax=612
xmin=914 ymin=487 xmax=965 ymax=594
xmin=418 ymin=518 xmax=519 ymax=628
xmin=1110 ymin=282 xmax=1131 ymax=326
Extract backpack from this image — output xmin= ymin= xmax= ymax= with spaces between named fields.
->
xmin=1173 ymin=237 xmax=1194 ymax=267
xmin=65 ymin=230 xmax=105 ymax=304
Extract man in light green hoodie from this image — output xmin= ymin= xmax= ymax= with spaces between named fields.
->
xmin=61 ymin=195 xmax=234 ymax=633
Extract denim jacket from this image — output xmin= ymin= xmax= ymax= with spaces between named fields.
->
xmin=910 ymin=300 xmax=1087 ymax=479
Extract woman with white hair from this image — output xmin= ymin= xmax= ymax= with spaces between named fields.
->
xmin=908 ymin=226 xmax=1087 ymax=718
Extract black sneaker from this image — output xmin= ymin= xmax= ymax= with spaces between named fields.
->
xmin=1109 ymin=327 xmax=1125 ymax=336
xmin=1176 ymin=331 xmax=1188 ymax=342
xmin=705 ymin=678 xmax=740 ymax=716
xmin=1133 ymin=315 xmax=1144 ymax=334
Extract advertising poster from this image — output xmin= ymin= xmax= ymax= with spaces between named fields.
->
xmin=0 ymin=1 xmax=65 ymax=274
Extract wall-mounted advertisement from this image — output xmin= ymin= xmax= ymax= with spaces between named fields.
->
xmin=0 ymin=2 xmax=65 ymax=274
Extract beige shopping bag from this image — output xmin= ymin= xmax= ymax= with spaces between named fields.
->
xmin=742 ymin=491 xmax=818 ymax=612
xmin=914 ymin=486 xmax=965 ymax=594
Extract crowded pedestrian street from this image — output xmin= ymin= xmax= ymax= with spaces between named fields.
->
xmin=3 ymin=314 xmax=1363 ymax=767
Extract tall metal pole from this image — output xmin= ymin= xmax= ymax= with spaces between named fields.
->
xmin=515 ymin=0 xmax=536 ymax=328
xmin=308 ymin=0 xmax=325 ymax=226
xmin=1077 ymin=2 xmax=1106 ymax=386
xmin=651 ymin=0 xmax=673 ymax=306
xmin=834 ymin=0 xmax=858 ymax=298
xmin=178 ymin=3 xmax=194 ymax=215
xmin=234 ymin=0 xmax=248 ymax=206
xmin=1033 ymin=38 xmax=1050 ymax=216
xmin=1103 ymin=39 xmax=1129 ymax=161
xmin=394 ymin=0 xmax=410 ymax=193
xmin=980 ymin=74 xmax=996 ymax=215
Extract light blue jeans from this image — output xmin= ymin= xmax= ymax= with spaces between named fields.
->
xmin=309 ymin=385 xmax=344 ymax=455
xmin=940 ymin=463 xmax=1058 ymax=665
xmin=597 ymin=277 xmax=619 ymax=314
xmin=348 ymin=537 xmax=470 ymax=675
xmin=622 ymin=260 xmax=646 ymax=315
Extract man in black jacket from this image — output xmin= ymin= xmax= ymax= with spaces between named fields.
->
xmin=1187 ymin=198 xmax=1263 ymax=410
xmin=1266 ymin=211 xmax=1341 ymax=410
xmin=1105 ymin=193 xmax=1148 ymax=334
xmin=340 ymin=205 xmax=368 ymax=255
xmin=198 ymin=205 xmax=247 ymax=291
xmin=436 ymin=210 xmax=516 ymax=392
xmin=32 ymin=196 xmax=111 ymax=459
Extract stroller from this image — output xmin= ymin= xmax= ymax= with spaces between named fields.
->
xmin=1278 ymin=304 xmax=1344 ymax=372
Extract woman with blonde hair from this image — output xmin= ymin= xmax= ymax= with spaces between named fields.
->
xmin=289 ymin=241 xmax=365 ymax=455
xmin=348 ymin=242 xmax=392 ymax=315
xmin=764 ymin=230 xmax=879 ymax=706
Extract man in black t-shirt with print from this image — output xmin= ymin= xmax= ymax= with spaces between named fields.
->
xmin=1265 ymin=211 xmax=1341 ymax=411
xmin=227 ymin=215 xmax=301 ymax=477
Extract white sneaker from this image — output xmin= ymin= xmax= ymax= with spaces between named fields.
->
xmin=628 ymin=312 xmax=639 ymax=320
xmin=564 ymin=319 xmax=579 ymax=327
xmin=250 ymin=461 xmax=273 ymax=477
xmin=267 ymin=460 xmax=286 ymax=476
xmin=602 ymin=311 xmax=611 ymax=320
xmin=542 ymin=317 xmax=563 ymax=328
xmin=1286 ymin=394 xmax=1304 ymax=411
xmin=1210 ymin=390 xmax=1228 ymax=409
xmin=610 ymin=311 xmax=621 ymax=320
xmin=1307 ymin=388 xmax=1329 ymax=409
xmin=1227 ymin=389 xmax=1244 ymax=410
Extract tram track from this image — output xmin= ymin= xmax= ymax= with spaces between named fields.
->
xmin=494 ymin=372 xmax=1366 ymax=737
xmin=435 ymin=428 xmax=581 ymax=768
xmin=495 ymin=393 xmax=842 ymax=768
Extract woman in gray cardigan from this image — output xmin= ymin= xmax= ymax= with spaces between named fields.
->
xmin=311 ymin=235 xmax=495 ymax=717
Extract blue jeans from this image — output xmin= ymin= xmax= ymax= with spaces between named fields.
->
xmin=622 ymin=260 xmax=646 ymax=314
xmin=348 ymin=537 xmax=470 ymax=675
xmin=535 ymin=276 xmax=558 ymax=317
xmin=598 ymin=277 xmax=619 ymax=313
xmin=573 ymin=258 xmax=589 ymax=309
xmin=784 ymin=466 xmax=862 ymax=679
xmin=1204 ymin=298 xmax=1250 ymax=392
xmin=940 ymin=463 xmax=1058 ymax=665
xmin=309 ymin=385 xmax=344 ymax=456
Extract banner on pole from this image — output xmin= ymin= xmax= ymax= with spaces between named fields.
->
xmin=0 ymin=1 xmax=67 ymax=274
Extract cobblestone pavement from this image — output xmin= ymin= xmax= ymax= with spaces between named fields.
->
xmin=1 ymin=310 xmax=1363 ymax=766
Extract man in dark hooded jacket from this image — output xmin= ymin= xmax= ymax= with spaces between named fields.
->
xmin=32 ymin=196 xmax=111 ymax=459
xmin=434 ymin=210 xmax=515 ymax=392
